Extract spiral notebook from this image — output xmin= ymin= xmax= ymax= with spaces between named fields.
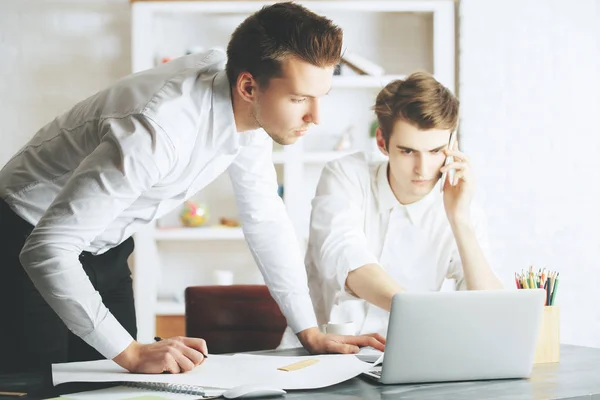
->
xmin=61 ymin=384 xmax=225 ymax=399
xmin=124 ymin=382 xmax=205 ymax=395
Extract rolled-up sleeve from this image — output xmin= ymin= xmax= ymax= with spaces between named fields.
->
xmin=228 ymin=136 xmax=317 ymax=334
xmin=309 ymin=159 xmax=379 ymax=295
xmin=19 ymin=114 xmax=175 ymax=359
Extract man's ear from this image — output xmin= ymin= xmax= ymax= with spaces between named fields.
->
xmin=376 ymin=127 xmax=388 ymax=155
xmin=236 ymin=72 xmax=257 ymax=102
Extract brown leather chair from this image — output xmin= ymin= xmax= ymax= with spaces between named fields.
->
xmin=185 ymin=285 xmax=287 ymax=354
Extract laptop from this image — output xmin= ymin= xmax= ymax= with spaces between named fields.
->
xmin=363 ymin=289 xmax=546 ymax=384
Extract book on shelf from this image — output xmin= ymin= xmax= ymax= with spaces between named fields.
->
xmin=341 ymin=52 xmax=385 ymax=76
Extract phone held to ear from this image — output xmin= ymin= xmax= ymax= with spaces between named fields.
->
xmin=440 ymin=130 xmax=457 ymax=193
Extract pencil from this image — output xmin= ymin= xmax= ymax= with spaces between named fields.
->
xmin=550 ymin=278 xmax=559 ymax=305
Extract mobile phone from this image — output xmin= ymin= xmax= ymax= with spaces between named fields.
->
xmin=440 ymin=130 xmax=457 ymax=192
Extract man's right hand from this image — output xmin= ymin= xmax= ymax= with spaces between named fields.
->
xmin=113 ymin=336 xmax=208 ymax=373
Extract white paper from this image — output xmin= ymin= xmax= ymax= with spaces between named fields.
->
xmin=53 ymin=354 xmax=372 ymax=390
xmin=356 ymin=346 xmax=384 ymax=363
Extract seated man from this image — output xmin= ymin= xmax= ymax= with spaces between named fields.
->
xmin=281 ymin=72 xmax=503 ymax=346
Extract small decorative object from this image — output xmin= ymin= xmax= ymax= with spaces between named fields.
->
xmin=180 ymin=200 xmax=208 ymax=227
xmin=333 ymin=63 xmax=342 ymax=76
xmin=370 ymin=120 xmax=379 ymax=138
xmin=219 ymin=217 xmax=240 ymax=227
xmin=369 ymin=120 xmax=380 ymax=153
xmin=335 ymin=126 xmax=354 ymax=151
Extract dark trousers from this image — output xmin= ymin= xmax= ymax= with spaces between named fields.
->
xmin=0 ymin=199 xmax=137 ymax=373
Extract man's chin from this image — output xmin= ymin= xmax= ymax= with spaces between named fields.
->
xmin=272 ymin=136 xmax=299 ymax=146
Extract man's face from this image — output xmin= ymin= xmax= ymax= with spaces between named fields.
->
xmin=252 ymin=57 xmax=333 ymax=145
xmin=377 ymin=119 xmax=451 ymax=204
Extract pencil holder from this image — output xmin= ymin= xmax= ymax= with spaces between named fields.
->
xmin=534 ymin=306 xmax=560 ymax=363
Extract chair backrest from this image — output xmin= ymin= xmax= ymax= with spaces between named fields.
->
xmin=185 ymin=285 xmax=287 ymax=354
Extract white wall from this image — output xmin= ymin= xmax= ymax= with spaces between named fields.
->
xmin=459 ymin=0 xmax=600 ymax=347
xmin=0 ymin=0 xmax=131 ymax=165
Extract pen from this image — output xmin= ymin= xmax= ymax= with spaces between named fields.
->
xmin=154 ymin=336 xmax=208 ymax=358
xmin=0 ymin=392 xmax=27 ymax=397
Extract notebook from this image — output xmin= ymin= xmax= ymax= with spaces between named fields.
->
xmin=60 ymin=384 xmax=225 ymax=399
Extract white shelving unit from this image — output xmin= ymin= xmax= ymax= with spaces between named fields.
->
xmin=153 ymin=227 xmax=245 ymax=241
xmin=131 ymin=0 xmax=455 ymax=343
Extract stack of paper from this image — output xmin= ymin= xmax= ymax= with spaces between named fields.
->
xmin=53 ymin=353 xmax=373 ymax=391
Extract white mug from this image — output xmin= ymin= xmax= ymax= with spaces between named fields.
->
xmin=213 ymin=269 xmax=234 ymax=286
xmin=322 ymin=321 xmax=355 ymax=335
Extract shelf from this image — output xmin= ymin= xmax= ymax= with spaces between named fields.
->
xmin=153 ymin=227 xmax=245 ymax=241
xmin=331 ymin=75 xmax=407 ymax=89
xmin=156 ymin=300 xmax=185 ymax=316
xmin=132 ymin=1 xmax=452 ymax=14
xmin=302 ymin=151 xmax=357 ymax=164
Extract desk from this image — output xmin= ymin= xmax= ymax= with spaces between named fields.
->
xmin=1 ymin=345 xmax=600 ymax=400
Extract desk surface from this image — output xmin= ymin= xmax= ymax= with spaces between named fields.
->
xmin=257 ymin=344 xmax=600 ymax=400
xmin=1 ymin=344 xmax=599 ymax=400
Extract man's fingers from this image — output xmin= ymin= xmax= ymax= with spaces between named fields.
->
xmin=365 ymin=333 xmax=387 ymax=345
xmin=180 ymin=336 xmax=209 ymax=355
xmin=171 ymin=347 xmax=196 ymax=372
xmin=343 ymin=335 xmax=386 ymax=351
xmin=441 ymin=161 xmax=468 ymax=172
xmin=175 ymin=341 xmax=205 ymax=367
xmin=445 ymin=149 xmax=469 ymax=164
xmin=370 ymin=337 xmax=386 ymax=351
xmin=363 ymin=336 xmax=385 ymax=351
xmin=328 ymin=341 xmax=360 ymax=354
xmin=163 ymin=353 xmax=181 ymax=374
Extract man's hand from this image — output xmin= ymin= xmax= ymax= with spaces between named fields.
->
xmin=441 ymin=146 xmax=474 ymax=224
xmin=113 ymin=336 xmax=208 ymax=373
xmin=297 ymin=327 xmax=385 ymax=354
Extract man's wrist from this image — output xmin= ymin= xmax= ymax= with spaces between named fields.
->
xmin=113 ymin=340 xmax=141 ymax=371
xmin=296 ymin=327 xmax=321 ymax=351
xmin=448 ymin=214 xmax=473 ymax=230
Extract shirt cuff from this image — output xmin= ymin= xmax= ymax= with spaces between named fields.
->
xmin=338 ymin=249 xmax=379 ymax=296
xmin=280 ymin=293 xmax=318 ymax=334
xmin=80 ymin=311 xmax=134 ymax=360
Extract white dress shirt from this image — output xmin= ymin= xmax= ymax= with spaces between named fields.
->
xmin=279 ymin=152 xmax=491 ymax=347
xmin=0 ymin=49 xmax=315 ymax=359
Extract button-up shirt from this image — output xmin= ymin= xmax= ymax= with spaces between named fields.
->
xmin=0 ymin=50 xmax=316 ymax=359
xmin=287 ymin=152 xmax=491 ymax=343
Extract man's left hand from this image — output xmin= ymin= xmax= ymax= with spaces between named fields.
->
xmin=297 ymin=327 xmax=386 ymax=354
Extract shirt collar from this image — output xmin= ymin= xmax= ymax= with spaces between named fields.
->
xmin=375 ymin=162 xmax=398 ymax=213
xmin=212 ymin=70 xmax=268 ymax=147
xmin=211 ymin=70 xmax=239 ymax=148
xmin=375 ymin=162 xmax=441 ymax=225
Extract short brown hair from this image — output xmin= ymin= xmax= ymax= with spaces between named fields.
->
xmin=226 ymin=2 xmax=343 ymax=88
xmin=373 ymin=72 xmax=459 ymax=148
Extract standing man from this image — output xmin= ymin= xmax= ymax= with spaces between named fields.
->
xmin=0 ymin=2 xmax=384 ymax=375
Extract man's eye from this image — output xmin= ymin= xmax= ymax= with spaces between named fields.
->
xmin=400 ymin=149 xmax=413 ymax=155
xmin=291 ymin=98 xmax=307 ymax=104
